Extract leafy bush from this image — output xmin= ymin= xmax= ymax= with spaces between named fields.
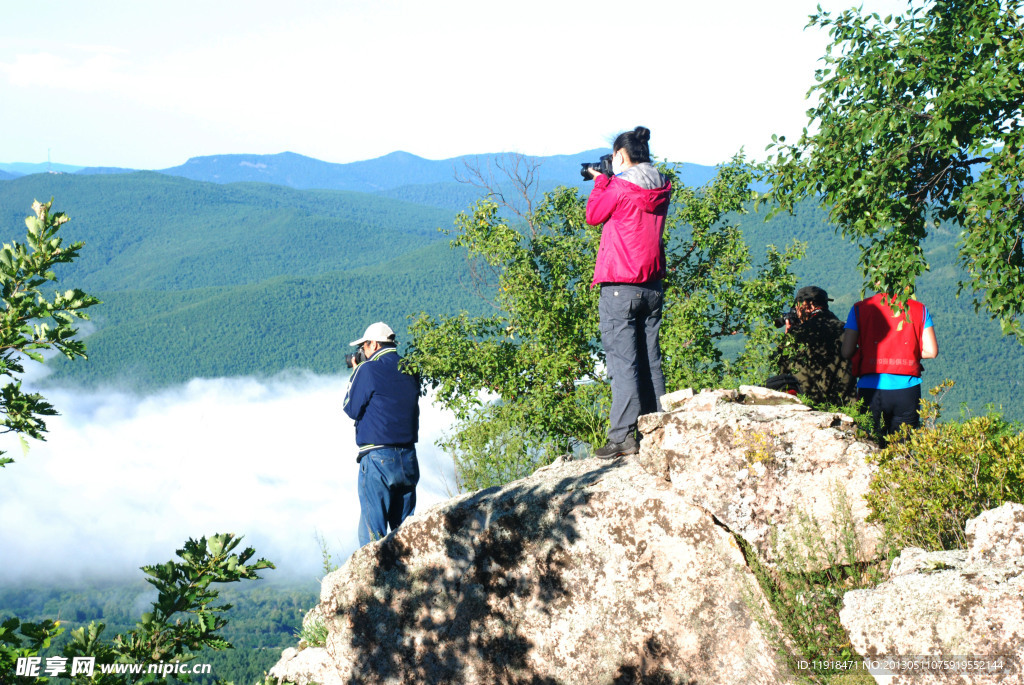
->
xmin=865 ymin=407 xmax=1024 ymax=551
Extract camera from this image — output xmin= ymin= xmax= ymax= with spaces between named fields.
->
xmin=580 ymin=154 xmax=614 ymax=180
xmin=344 ymin=348 xmax=368 ymax=369
xmin=773 ymin=309 xmax=799 ymax=328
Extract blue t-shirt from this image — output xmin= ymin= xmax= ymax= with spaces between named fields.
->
xmin=845 ymin=305 xmax=934 ymax=389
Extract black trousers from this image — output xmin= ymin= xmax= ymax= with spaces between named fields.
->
xmin=858 ymin=385 xmax=922 ymax=447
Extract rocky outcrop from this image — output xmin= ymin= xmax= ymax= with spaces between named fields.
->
xmin=840 ymin=502 xmax=1024 ymax=684
xmin=268 ymin=387 xmax=896 ymax=684
xmin=269 ymin=646 xmax=344 ymax=685
xmin=637 ymin=387 xmax=880 ymax=566
xmin=273 ymin=455 xmax=794 ymax=684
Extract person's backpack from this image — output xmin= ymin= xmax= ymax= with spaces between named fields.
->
xmin=764 ymin=373 xmax=801 ymax=395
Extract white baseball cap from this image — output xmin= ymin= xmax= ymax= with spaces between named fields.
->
xmin=349 ymin=321 xmax=396 ymax=346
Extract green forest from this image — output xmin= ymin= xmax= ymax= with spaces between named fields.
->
xmin=0 ymin=169 xmax=1018 ymax=418
xmin=0 ymin=578 xmax=317 ymax=685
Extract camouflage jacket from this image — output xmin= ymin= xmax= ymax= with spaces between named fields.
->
xmin=773 ymin=310 xmax=856 ymax=407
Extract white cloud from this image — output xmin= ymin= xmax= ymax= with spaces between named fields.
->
xmin=0 ymin=372 xmax=459 ymax=583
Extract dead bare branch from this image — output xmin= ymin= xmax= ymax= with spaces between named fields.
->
xmin=452 ymin=152 xmax=546 ymax=303
xmin=455 ymin=152 xmax=543 ymax=235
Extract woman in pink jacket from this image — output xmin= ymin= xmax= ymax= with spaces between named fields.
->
xmin=584 ymin=126 xmax=672 ymax=459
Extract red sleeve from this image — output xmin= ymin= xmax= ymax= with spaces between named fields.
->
xmin=585 ymin=175 xmax=618 ymax=226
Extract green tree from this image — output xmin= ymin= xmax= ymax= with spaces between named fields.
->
xmin=61 ymin=534 xmax=273 ymax=684
xmin=661 ymin=159 xmax=804 ymax=391
xmin=0 ymin=199 xmax=99 ymax=467
xmin=405 ymin=156 xmax=803 ymax=490
xmin=405 ymin=183 xmax=605 ymax=491
xmin=767 ymin=0 xmax=1024 ymax=340
xmin=2 ymin=535 xmax=273 ymax=684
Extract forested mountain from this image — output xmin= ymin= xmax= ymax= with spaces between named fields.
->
xmin=0 ymin=164 xmax=1020 ymax=419
xmin=74 ymin=166 xmax=139 ymax=175
xmin=0 ymin=171 xmax=483 ymax=387
xmin=0 ymin=172 xmax=455 ymax=290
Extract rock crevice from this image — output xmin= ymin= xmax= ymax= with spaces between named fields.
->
xmin=272 ymin=455 xmax=792 ymax=684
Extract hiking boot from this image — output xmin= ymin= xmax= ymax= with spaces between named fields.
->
xmin=594 ymin=435 xmax=639 ymax=459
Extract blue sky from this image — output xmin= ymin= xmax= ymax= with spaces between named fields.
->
xmin=1 ymin=0 xmax=910 ymax=169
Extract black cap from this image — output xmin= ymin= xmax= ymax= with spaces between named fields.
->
xmin=795 ymin=286 xmax=833 ymax=306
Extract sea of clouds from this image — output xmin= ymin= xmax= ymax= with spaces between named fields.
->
xmin=0 ymin=370 xmax=459 ymax=585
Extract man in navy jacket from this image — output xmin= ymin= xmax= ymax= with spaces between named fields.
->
xmin=343 ymin=322 xmax=420 ymax=546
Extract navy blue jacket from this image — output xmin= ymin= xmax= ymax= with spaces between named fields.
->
xmin=343 ymin=347 xmax=419 ymax=458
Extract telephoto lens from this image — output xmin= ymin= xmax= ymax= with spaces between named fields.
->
xmin=580 ymin=154 xmax=614 ymax=180
xmin=344 ymin=349 xmax=367 ymax=368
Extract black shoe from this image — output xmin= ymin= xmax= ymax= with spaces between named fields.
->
xmin=594 ymin=435 xmax=639 ymax=459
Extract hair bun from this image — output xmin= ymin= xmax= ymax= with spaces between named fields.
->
xmin=634 ymin=126 xmax=651 ymax=143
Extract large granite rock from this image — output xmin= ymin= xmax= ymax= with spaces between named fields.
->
xmin=637 ymin=387 xmax=880 ymax=566
xmin=840 ymin=502 xmax=1024 ymax=684
xmin=271 ymin=456 xmax=794 ymax=684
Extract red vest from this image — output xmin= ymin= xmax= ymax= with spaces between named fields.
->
xmin=852 ymin=293 xmax=926 ymax=377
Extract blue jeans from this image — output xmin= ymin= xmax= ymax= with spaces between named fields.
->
xmin=357 ymin=446 xmax=419 ymax=546
xmin=599 ymin=282 xmax=665 ymax=443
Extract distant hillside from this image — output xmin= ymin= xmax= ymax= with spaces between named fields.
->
xmin=376 ymin=181 xmax=489 ymax=212
xmin=158 ymin=150 xmax=721 ymax=194
xmin=45 ymin=240 xmax=484 ymax=388
xmin=0 ymin=172 xmax=456 ymax=291
xmin=75 ymin=166 xmax=138 ymax=175
xmin=0 ymin=162 xmax=83 ymax=175
xmin=3 ymin=150 xmax=722 ymax=196
xmin=0 ymin=171 xmax=487 ymax=388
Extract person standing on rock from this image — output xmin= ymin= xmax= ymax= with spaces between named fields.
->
xmin=842 ymin=291 xmax=938 ymax=446
xmin=343 ymin=322 xmax=421 ymax=546
xmin=584 ymin=126 xmax=673 ymax=459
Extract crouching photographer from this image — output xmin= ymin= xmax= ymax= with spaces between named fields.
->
xmin=767 ymin=286 xmax=855 ymax=407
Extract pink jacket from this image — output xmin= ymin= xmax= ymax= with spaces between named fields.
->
xmin=586 ymin=172 xmax=671 ymax=286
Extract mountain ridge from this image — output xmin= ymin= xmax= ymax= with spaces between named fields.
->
xmin=1 ymin=150 xmax=721 ymax=193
